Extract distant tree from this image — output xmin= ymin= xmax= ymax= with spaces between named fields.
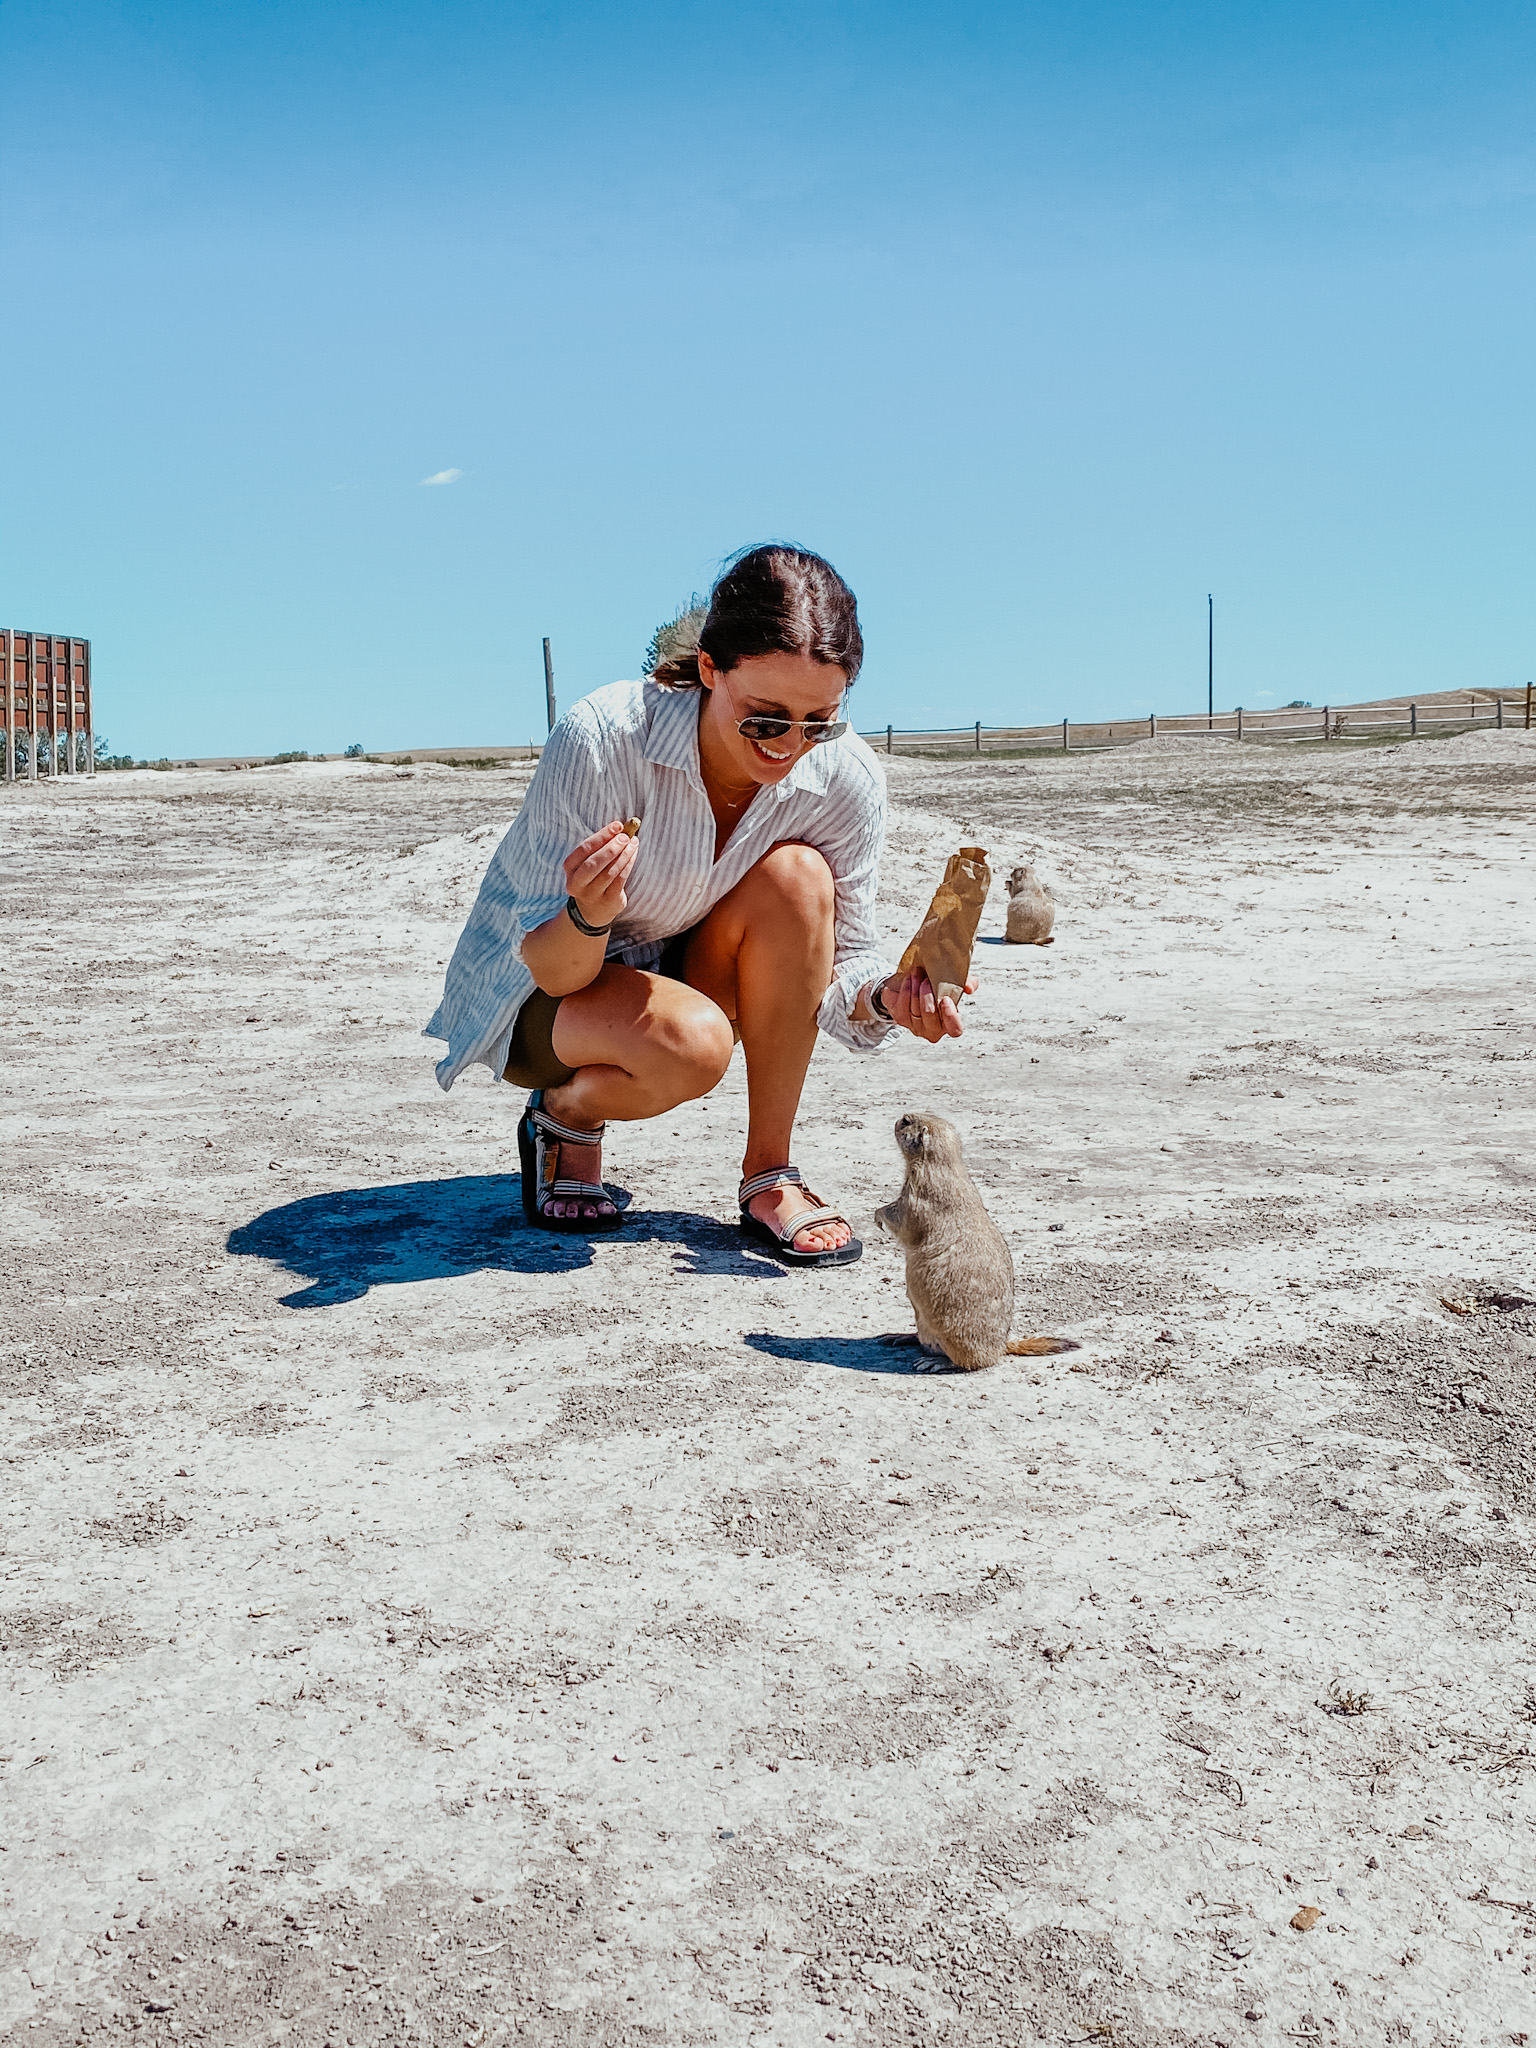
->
xmin=344 ymin=742 xmax=365 ymax=758
xmin=1285 ymin=699 xmax=1312 ymax=708
xmin=271 ymin=750 xmax=311 ymax=764
xmin=644 ymin=597 xmax=707 ymax=678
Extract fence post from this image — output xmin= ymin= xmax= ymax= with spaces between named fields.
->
xmin=1410 ymin=703 xmax=1417 ymax=736
xmin=1527 ymin=681 xmax=1533 ymax=730
xmin=1236 ymin=706 xmax=1243 ymax=741
xmin=1323 ymin=705 xmax=1331 ymax=740
xmin=974 ymin=720 xmax=981 ymax=754
xmin=1149 ymin=712 xmax=1156 ymax=738
xmin=1062 ymin=718 xmax=1069 ymax=753
xmin=1497 ymin=695 xmax=1504 ymax=730
xmin=886 ymin=724 xmax=893 ymax=755
xmin=542 ymin=638 xmax=557 ymax=734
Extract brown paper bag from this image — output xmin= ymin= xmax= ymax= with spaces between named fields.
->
xmin=897 ymin=846 xmax=991 ymax=1005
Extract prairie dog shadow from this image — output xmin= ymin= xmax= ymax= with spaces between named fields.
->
xmin=743 ymin=1331 xmax=962 ymax=1376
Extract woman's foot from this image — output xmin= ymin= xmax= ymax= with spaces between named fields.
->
xmin=540 ymin=1127 xmax=617 ymax=1221
xmin=532 ymin=1088 xmax=617 ymax=1222
xmin=744 ymin=1179 xmax=853 ymax=1255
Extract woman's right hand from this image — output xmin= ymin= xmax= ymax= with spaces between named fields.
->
xmin=563 ymin=819 xmax=638 ymax=931
xmin=882 ymin=968 xmax=977 ymax=1041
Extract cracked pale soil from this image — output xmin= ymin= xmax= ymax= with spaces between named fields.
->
xmin=2 ymin=731 xmax=1534 ymax=2046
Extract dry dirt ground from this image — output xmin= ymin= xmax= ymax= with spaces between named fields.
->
xmin=2 ymin=731 xmax=1533 ymax=2048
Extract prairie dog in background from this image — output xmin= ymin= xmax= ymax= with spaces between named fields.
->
xmin=874 ymin=1112 xmax=1079 ymax=1371
xmin=1004 ymin=864 xmax=1055 ymax=944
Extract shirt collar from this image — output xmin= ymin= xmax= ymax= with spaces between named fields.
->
xmin=775 ymin=733 xmax=838 ymax=800
xmin=640 ymin=681 xmax=839 ymax=801
xmin=641 ymin=681 xmax=704 ymax=776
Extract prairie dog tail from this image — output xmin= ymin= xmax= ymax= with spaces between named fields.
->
xmin=1006 ymin=1336 xmax=1080 ymax=1356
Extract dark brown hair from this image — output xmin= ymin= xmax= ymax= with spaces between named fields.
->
xmin=651 ymin=543 xmax=863 ymax=691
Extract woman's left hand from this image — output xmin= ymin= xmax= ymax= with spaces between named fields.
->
xmin=882 ymin=970 xmax=978 ymax=1042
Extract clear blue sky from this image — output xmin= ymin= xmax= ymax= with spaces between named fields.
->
xmin=4 ymin=1 xmax=1533 ymax=757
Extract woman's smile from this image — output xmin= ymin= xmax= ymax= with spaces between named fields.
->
xmin=747 ymin=734 xmax=794 ymax=766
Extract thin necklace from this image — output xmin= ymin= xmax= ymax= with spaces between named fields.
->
xmin=705 ymin=763 xmax=757 ymax=812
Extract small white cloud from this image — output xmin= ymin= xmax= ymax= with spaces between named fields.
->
xmin=418 ymin=467 xmax=463 ymax=487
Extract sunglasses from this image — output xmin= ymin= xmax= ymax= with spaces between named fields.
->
xmin=735 ymin=713 xmax=848 ymax=746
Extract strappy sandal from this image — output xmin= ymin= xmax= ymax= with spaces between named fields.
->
xmin=738 ymin=1167 xmax=863 ymax=1268
xmin=518 ymin=1091 xmax=626 ymax=1234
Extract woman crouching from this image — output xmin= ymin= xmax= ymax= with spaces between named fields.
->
xmin=425 ymin=543 xmax=970 ymax=1267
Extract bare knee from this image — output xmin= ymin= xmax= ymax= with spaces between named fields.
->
xmin=753 ymin=841 xmax=835 ymax=924
xmin=636 ymin=991 xmax=733 ymax=1108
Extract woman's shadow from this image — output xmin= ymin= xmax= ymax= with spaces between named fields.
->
xmin=226 ymin=1174 xmax=782 ymax=1307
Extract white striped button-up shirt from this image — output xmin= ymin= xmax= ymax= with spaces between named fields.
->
xmin=425 ymin=678 xmax=897 ymax=1090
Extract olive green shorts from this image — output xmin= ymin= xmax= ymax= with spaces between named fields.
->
xmin=502 ymin=930 xmax=702 ymax=1091
xmin=502 ymin=986 xmax=577 ymax=1090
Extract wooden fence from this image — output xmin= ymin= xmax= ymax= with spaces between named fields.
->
xmin=859 ymin=684 xmax=1535 ymax=756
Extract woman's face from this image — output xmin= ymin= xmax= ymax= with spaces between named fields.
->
xmin=697 ymin=649 xmax=848 ymax=788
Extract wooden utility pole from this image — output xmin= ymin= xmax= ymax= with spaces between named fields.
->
xmin=543 ymin=639 xmax=557 ymax=734
xmin=1207 ymin=594 xmax=1213 ymax=729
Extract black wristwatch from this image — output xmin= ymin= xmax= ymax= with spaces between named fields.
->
xmin=869 ymin=977 xmax=895 ymax=1023
xmin=566 ymin=895 xmax=614 ymax=939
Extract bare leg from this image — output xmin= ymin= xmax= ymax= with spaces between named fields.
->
xmin=682 ymin=843 xmax=850 ymax=1255
xmin=534 ymin=965 xmax=734 ymax=1219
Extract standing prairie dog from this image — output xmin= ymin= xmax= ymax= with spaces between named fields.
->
xmin=1004 ymin=863 xmax=1055 ymax=944
xmin=874 ymin=1112 xmax=1079 ymax=1371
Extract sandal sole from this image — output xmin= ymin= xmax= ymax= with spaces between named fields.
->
xmin=739 ymin=1212 xmax=863 ymax=1268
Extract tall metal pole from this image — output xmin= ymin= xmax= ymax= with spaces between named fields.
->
xmin=1207 ymin=594 xmax=1213 ymax=729
xmin=542 ymin=638 xmax=557 ymax=734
